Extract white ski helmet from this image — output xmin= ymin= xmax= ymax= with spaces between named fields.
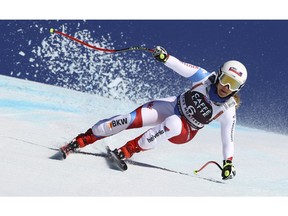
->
xmin=218 ymin=60 xmax=248 ymax=92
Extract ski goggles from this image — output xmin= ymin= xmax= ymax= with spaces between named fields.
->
xmin=218 ymin=73 xmax=242 ymax=91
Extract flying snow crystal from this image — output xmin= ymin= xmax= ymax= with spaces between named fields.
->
xmin=30 ymin=25 xmax=191 ymax=104
xmin=19 ymin=51 xmax=25 ymax=56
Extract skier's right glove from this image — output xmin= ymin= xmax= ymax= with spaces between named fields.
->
xmin=152 ymin=46 xmax=169 ymax=63
xmin=221 ymin=160 xmax=236 ymax=180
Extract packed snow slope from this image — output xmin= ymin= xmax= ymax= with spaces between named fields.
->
xmin=0 ymin=74 xmax=288 ymax=199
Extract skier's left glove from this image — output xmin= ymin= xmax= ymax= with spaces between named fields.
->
xmin=221 ymin=160 xmax=236 ymax=180
xmin=153 ymin=46 xmax=169 ymax=63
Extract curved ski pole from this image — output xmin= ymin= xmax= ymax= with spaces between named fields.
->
xmin=194 ymin=161 xmax=223 ymax=174
xmin=49 ymin=28 xmax=154 ymax=53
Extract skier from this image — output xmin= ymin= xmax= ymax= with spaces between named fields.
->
xmin=60 ymin=46 xmax=247 ymax=180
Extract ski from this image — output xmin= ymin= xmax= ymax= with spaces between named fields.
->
xmin=49 ymin=148 xmax=67 ymax=160
xmin=50 ymin=147 xmax=223 ymax=183
xmin=59 ymin=147 xmax=68 ymax=159
xmin=105 ymin=146 xmax=128 ymax=171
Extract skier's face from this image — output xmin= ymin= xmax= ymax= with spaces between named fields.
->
xmin=217 ymin=82 xmax=233 ymax=98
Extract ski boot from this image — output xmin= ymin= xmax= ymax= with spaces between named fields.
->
xmin=60 ymin=128 xmax=98 ymax=159
xmin=60 ymin=139 xmax=80 ymax=159
xmin=116 ymin=137 xmax=143 ymax=159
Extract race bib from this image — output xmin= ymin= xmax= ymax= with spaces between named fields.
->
xmin=181 ymin=91 xmax=213 ymax=125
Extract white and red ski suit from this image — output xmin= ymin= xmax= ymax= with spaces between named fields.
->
xmin=91 ymin=55 xmax=237 ymax=160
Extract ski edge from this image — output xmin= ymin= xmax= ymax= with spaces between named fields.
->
xmin=106 ymin=146 xmax=128 ymax=171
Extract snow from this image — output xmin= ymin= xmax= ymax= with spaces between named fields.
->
xmin=28 ymin=26 xmax=184 ymax=105
xmin=19 ymin=51 xmax=25 ymax=56
xmin=0 ymin=74 xmax=287 ymax=215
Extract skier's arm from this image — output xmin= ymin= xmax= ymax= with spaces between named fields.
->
xmin=218 ymin=107 xmax=237 ymax=180
xmin=218 ymin=107 xmax=236 ymax=161
xmin=165 ymin=55 xmax=210 ymax=83
xmin=152 ymin=46 xmax=210 ymax=83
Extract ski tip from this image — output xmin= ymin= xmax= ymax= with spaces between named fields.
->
xmin=49 ymin=28 xmax=55 ymax=34
xmin=122 ymin=165 xmax=128 ymax=171
xmin=50 ymin=151 xmax=65 ymax=160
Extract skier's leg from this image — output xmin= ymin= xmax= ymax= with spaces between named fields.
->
xmin=91 ymin=96 xmax=178 ymax=141
xmin=63 ymin=96 xmax=178 ymax=154
xmin=118 ymin=115 xmax=198 ymax=159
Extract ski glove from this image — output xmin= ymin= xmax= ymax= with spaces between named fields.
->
xmin=153 ymin=46 xmax=169 ymax=63
xmin=221 ymin=160 xmax=236 ymax=180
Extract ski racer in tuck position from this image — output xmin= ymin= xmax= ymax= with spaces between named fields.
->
xmin=60 ymin=46 xmax=248 ymax=180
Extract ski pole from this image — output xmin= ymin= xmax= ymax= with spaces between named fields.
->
xmin=49 ymin=28 xmax=154 ymax=53
xmin=194 ymin=161 xmax=222 ymax=174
